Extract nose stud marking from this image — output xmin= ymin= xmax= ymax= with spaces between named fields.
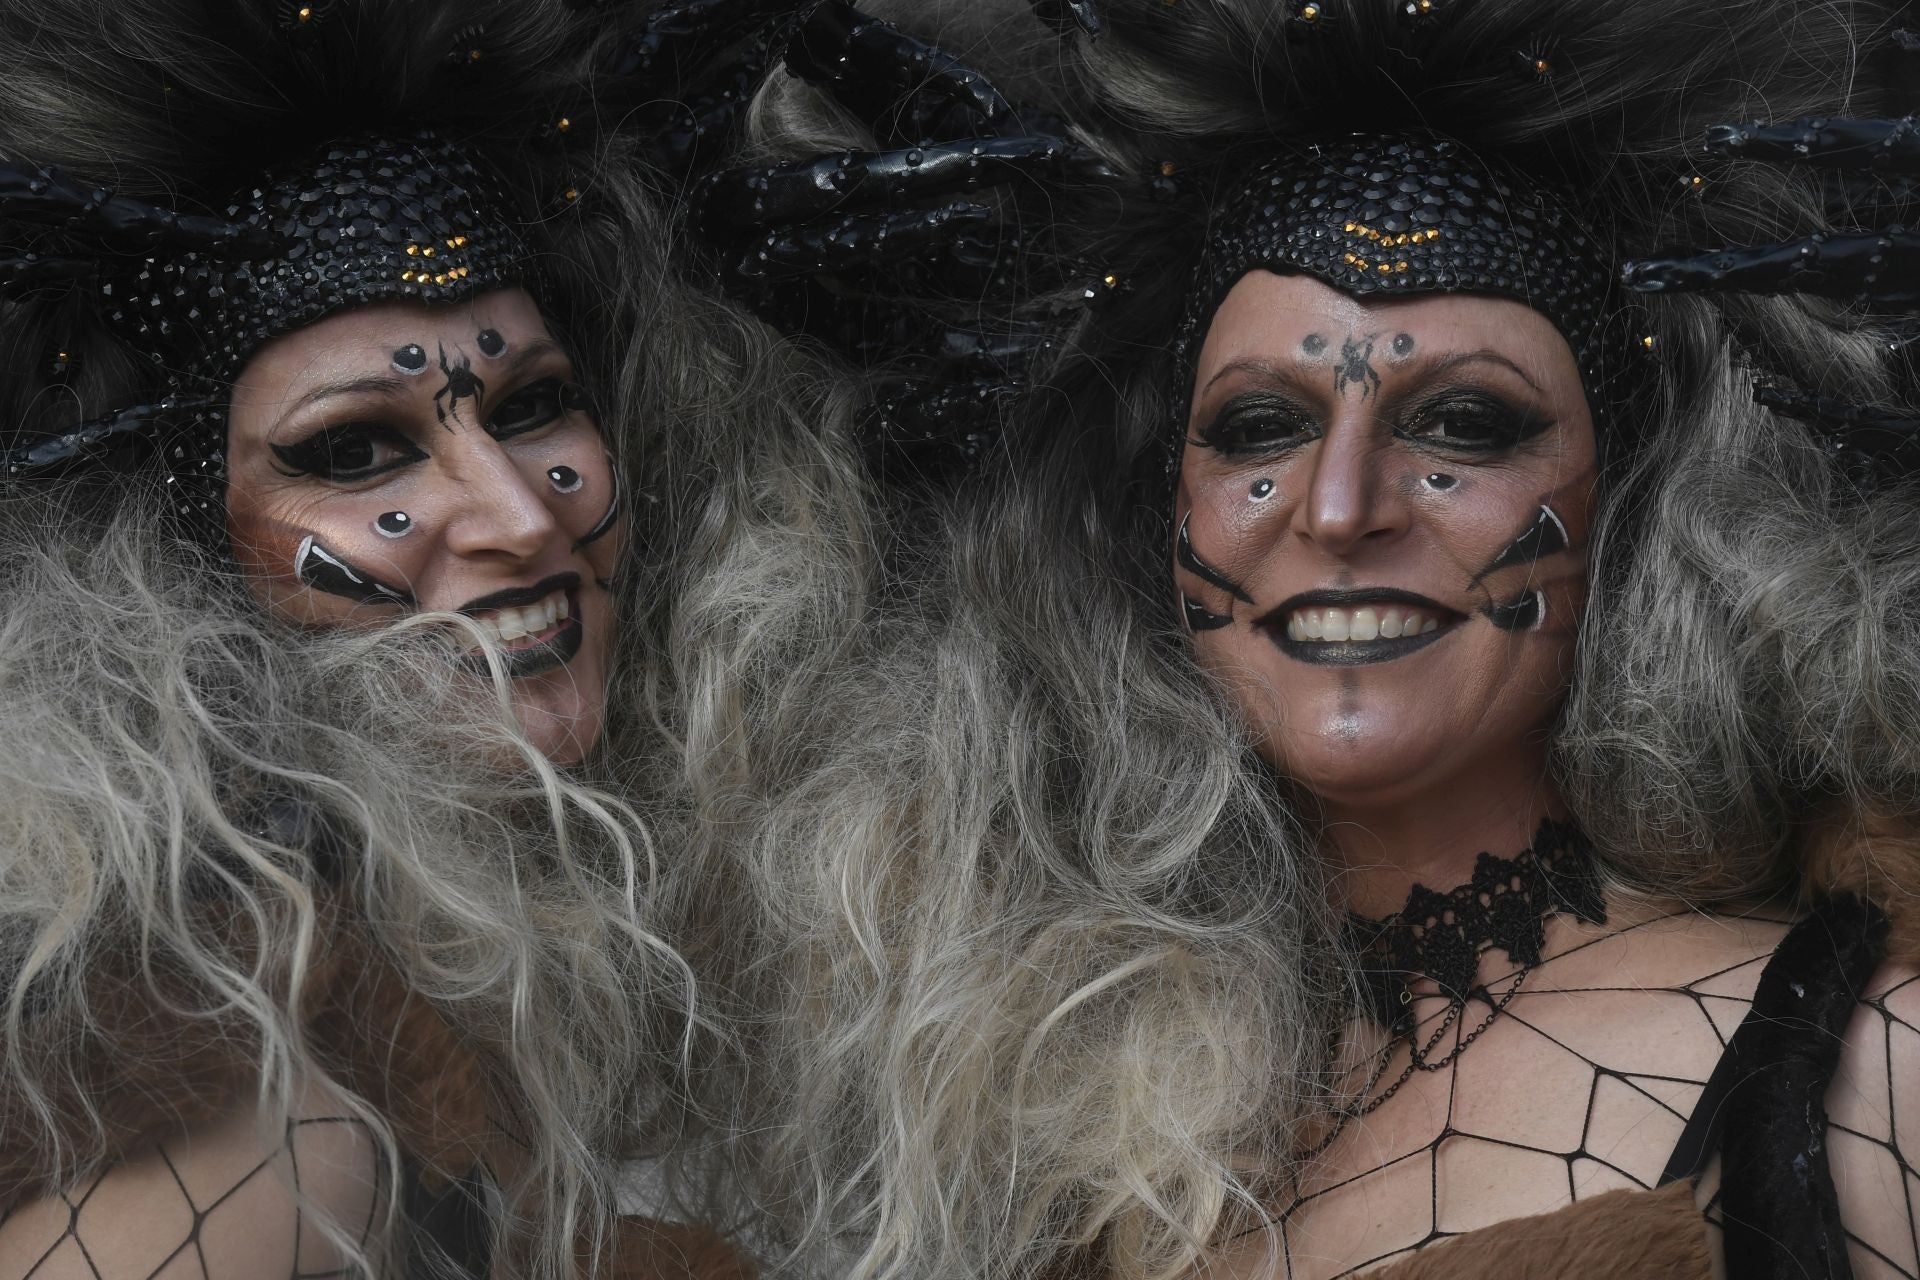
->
xmin=374 ymin=510 xmax=414 ymax=539
xmin=547 ymin=465 xmax=584 ymax=495
xmin=1423 ymin=472 xmax=1457 ymax=492
xmin=1250 ymin=478 xmax=1276 ymax=503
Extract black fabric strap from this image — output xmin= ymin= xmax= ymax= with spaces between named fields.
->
xmin=1659 ymin=893 xmax=1888 ymax=1277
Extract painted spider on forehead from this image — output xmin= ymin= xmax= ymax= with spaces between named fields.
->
xmin=1335 ymin=334 xmax=1382 ymax=399
xmin=435 ymin=343 xmax=484 ymax=428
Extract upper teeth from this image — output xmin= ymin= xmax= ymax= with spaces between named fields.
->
xmin=475 ymin=589 xmax=569 ymax=646
xmin=1286 ymin=605 xmax=1440 ymax=643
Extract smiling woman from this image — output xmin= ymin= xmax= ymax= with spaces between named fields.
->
xmin=226 ymin=291 xmax=625 ymax=763
xmin=0 ymin=0 xmax=869 ymax=1277
xmin=711 ymin=0 xmax=1920 ymax=1277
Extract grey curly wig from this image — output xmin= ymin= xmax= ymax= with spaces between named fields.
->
xmin=717 ymin=0 xmax=1920 ymax=1276
xmin=0 ymin=0 xmax=878 ymax=1273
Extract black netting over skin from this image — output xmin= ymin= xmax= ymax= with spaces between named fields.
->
xmin=0 ymin=1111 xmax=521 ymax=1278
xmin=1217 ymin=902 xmax=1920 ymax=1279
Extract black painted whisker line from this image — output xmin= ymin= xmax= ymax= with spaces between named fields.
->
xmin=1177 ymin=512 xmax=1254 ymax=604
xmin=1468 ymin=502 xmax=1571 ymax=588
xmin=295 ymin=535 xmax=416 ymax=607
xmin=572 ymin=468 xmax=622 ymax=551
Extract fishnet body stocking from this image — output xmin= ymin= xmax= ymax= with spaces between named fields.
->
xmin=1207 ymin=898 xmax=1920 ymax=1279
xmin=0 ymin=1089 xmax=515 ymax=1279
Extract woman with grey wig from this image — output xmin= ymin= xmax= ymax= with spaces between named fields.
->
xmin=697 ymin=0 xmax=1920 ymax=1276
xmin=0 ymin=0 xmax=869 ymax=1275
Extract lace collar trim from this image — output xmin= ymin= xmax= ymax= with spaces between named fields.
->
xmin=1345 ymin=817 xmax=1607 ymax=1030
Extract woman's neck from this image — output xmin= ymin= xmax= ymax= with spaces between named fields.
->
xmin=1316 ymin=741 xmax=1566 ymax=918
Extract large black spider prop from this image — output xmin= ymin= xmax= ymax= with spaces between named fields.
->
xmin=701 ymin=0 xmax=1116 ymax=478
xmin=1623 ymin=102 xmax=1920 ymax=492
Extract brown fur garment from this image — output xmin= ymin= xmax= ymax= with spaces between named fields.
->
xmin=1355 ymin=1181 xmax=1711 ymax=1279
xmin=1799 ymin=804 xmax=1920 ymax=965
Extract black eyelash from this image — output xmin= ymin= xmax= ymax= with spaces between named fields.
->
xmin=1398 ymin=389 xmax=1554 ymax=452
xmin=486 ymin=376 xmax=573 ymax=441
xmin=269 ymin=421 xmax=422 ymax=480
xmin=1195 ymin=391 xmax=1320 ymax=457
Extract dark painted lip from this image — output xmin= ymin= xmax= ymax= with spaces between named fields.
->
xmin=1267 ymin=586 xmax=1460 ymax=619
xmin=455 ymin=571 xmax=583 ymax=617
xmin=461 ymin=614 xmax=584 ymax=680
xmin=1257 ymin=586 xmax=1465 ymax=667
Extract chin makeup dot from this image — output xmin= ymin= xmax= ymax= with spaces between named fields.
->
xmin=392 ymin=343 xmax=428 ymax=375
xmin=1249 ymin=477 xmax=1276 ymax=502
xmin=374 ymin=510 xmax=414 ymax=538
xmin=1423 ymin=472 xmax=1458 ymax=492
xmin=475 ymin=328 xmax=507 ymax=358
xmin=547 ymin=464 xmax=583 ymax=495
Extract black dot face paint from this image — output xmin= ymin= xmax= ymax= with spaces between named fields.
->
xmin=373 ymin=510 xmax=413 ymax=539
xmin=433 ymin=342 xmax=485 ymax=428
xmin=1334 ymin=333 xmax=1382 ymax=400
xmin=1484 ymin=589 xmax=1547 ymax=632
xmin=475 ymin=328 xmax=507 ymax=359
xmin=1423 ymin=472 xmax=1458 ymax=492
xmin=1250 ymin=477 xmax=1276 ymax=503
xmin=1302 ymin=333 xmax=1328 ymax=358
xmin=547 ymin=464 xmax=583 ymax=495
xmin=392 ymin=343 xmax=428 ymax=375
xmin=1469 ymin=503 xmax=1570 ymax=588
xmin=1391 ymin=332 xmax=1416 ymax=359
xmin=295 ymin=535 xmax=415 ymax=606
xmin=571 ymin=468 xmax=622 ymax=551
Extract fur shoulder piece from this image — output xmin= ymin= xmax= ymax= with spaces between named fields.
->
xmin=1800 ymin=806 xmax=1920 ymax=966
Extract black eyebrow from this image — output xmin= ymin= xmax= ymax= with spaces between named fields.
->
xmin=1416 ymin=349 xmax=1545 ymax=394
xmin=276 ymin=373 xmax=412 ymax=427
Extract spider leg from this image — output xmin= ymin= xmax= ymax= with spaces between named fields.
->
xmin=2 ymin=396 xmax=219 ymax=477
xmin=785 ymin=0 xmax=1022 ymax=145
xmin=1621 ymin=227 xmax=1919 ymax=306
xmin=703 ymin=136 xmax=1109 ymax=231
xmin=0 ymin=160 xmax=275 ymax=254
xmin=1029 ymin=0 xmax=1103 ymax=38
xmin=1703 ymin=116 xmax=1920 ymax=171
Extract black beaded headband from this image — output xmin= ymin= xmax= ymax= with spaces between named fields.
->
xmin=94 ymin=132 xmax=534 ymax=525
xmin=1170 ymin=134 xmax=1635 ymax=470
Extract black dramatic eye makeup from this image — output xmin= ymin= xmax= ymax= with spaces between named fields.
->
xmin=1398 ymin=389 xmax=1553 ymax=451
xmin=270 ymin=421 xmax=424 ymax=481
xmin=1195 ymin=390 xmax=1320 ymax=456
xmin=486 ymin=376 xmax=572 ymax=441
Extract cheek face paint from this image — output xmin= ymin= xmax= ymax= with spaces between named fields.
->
xmin=571 ymin=468 xmax=622 ymax=551
xmin=1176 ymin=512 xmax=1255 ymax=604
xmin=1250 ymin=477 xmax=1276 ymax=503
xmin=1470 ymin=503 xmax=1571 ymax=587
xmin=295 ymin=534 xmax=415 ymax=606
xmin=1484 ymin=588 xmax=1547 ymax=632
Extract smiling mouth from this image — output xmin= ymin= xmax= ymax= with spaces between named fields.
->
xmin=1262 ymin=592 xmax=1464 ymax=667
xmin=458 ymin=574 xmax=585 ymax=679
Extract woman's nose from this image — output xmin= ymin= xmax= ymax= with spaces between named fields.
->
xmin=438 ymin=438 xmax=561 ymax=561
xmin=1292 ymin=420 xmax=1409 ymax=557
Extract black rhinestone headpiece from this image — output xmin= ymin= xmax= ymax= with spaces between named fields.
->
xmin=92 ymin=131 xmax=533 ymax=525
xmin=103 ymin=131 xmax=530 ymax=387
xmin=1171 ymin=135 xmax=1631 ymax=466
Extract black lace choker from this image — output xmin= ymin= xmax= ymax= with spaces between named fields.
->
xmin=1346 ymin=817 xmax=1606 ymax=1031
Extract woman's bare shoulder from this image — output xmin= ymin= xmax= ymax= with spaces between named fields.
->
xmin=0 ymin=1078 xmax=381 ymax=1280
